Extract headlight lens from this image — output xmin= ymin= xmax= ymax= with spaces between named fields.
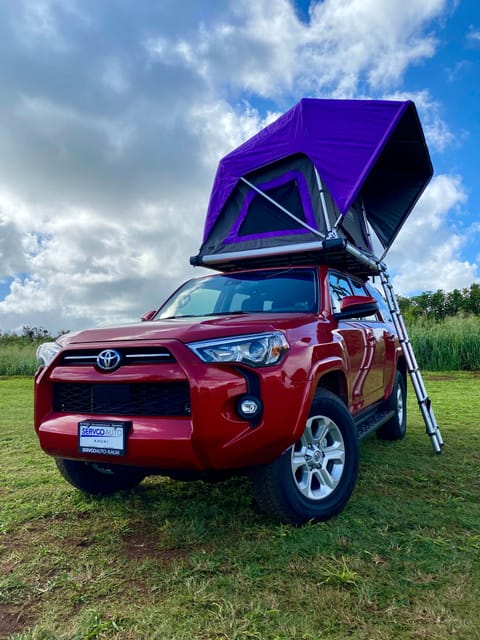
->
xmin=36 ymin=342 xmax=62 ymax=367
xmin=187 ymin=331 xmax=289 ymax=367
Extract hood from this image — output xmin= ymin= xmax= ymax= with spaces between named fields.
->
xmin=62 ymin=313 xmax=314 ymax=346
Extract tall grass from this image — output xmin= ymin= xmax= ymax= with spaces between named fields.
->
xmin=409 ymin=314 xmax=480 ymax=371
xmin=0 ymin=329 xmax=56 ymax=376
xmin=1 ymin=314 xmax=480 ymax=375
xmin=0 ymin=341 xmax=39 ymax=376
xmin=0 ymin=342 xmax=39 ymax=376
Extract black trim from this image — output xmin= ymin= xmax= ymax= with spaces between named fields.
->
xmin=232 ymin=366 xmax=263 ymax=428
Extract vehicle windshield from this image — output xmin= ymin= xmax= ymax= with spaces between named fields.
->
xmin=157 ymin=268 xmax=318 ymax=319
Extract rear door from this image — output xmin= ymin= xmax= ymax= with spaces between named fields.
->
xmin=328 ymin=272 xmax=386 ymax=410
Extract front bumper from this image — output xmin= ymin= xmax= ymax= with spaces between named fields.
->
xmin=34 ymin=339 xmax=309 ymax=471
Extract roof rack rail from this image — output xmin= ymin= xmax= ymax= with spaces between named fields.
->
xmin=190 ymin=238 xmax=380 ymax=278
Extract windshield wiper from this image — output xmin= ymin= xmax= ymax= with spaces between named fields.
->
xmin=159 ymin=311 xmax=247 ymax=320
xmin=201 ymin=311 xmax=247 ymax=316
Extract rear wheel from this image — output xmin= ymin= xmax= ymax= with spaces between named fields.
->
xmin=55 ymin=458 xmax=145 ymax=495
xmin=376 ymin=370 xmax=407 ymax=441
xmin=251 ymin=389 xmax=359 ymax=525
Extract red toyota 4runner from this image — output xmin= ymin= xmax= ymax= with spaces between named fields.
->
xmin=34 ymin=265 xmax=406 ymax=524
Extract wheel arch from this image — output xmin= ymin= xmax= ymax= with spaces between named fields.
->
xmin=290 ymin=361 xmax=349 ymax=443
xmin=392 ymin=354 xmax=407 ymax=397
xmin=396 ymin=355 xmax=407 ymax=382
xmin=316 ymin=369 xmax=348 ymax=406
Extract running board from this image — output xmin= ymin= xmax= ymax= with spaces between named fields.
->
xmin=355 ymin=409 xmax=394 ymax=441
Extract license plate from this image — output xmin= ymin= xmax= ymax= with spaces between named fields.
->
xmin=78 ymin=420 xmax=131 ymax=456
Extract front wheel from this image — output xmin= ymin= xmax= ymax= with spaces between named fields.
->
xmin=251 ymin=389 xmax=359 ymax=525
xmin=55 ymin=458 xmax=145 ymax=495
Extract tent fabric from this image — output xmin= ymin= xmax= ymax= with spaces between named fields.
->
xmin=195 ymin=98 xmax=432 ymax=267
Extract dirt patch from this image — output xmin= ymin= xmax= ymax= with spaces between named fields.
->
xmin=121 ymin=529 xmax=187 ymax=563
xmin=0 ymin=602 xmax=39 ymax=638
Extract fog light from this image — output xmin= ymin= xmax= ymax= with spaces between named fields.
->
xmin=237 ymin=395 xmax=263 ymax=420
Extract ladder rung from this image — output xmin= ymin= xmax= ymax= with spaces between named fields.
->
xmin=378 ymin=261 xmax=444 ymax=454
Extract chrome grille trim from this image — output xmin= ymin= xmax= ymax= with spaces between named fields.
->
xmin=59 ymin=347 xmax=176 ymax=366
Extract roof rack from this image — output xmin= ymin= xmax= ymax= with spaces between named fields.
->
xmin=190 ymin=237 xmax=380 ymax=278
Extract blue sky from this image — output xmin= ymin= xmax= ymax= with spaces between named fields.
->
xmin=0 ymin=0 xmax=479 ymax=333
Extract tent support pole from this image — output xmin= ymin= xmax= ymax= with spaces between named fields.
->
xmin=239 ymin=177 xmax=324 ymax=238
xmin=361 ymin=198 xmax=374 ymax=249
xmin=314 ymin=168 xmax=336 ymax=238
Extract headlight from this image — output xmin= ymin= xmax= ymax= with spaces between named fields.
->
xmin=187 ymin=331 xmax=289 ymax=367
xmin=36 ymin=342 xmax=62 ymax=367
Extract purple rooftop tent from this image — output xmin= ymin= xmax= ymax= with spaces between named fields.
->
xmin=191 ymin=98 xmax=433 ymax=274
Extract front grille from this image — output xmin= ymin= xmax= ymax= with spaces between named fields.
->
xmin=53 ymin=382 xmax=191 ymax=416
xmin=59 ymin=346 xmax=176 ymax=367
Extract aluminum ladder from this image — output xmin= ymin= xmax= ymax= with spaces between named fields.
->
xmin=377 ymin=262 xmax=444 ymax=454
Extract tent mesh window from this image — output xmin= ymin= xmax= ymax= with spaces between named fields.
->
xmin=238 ymin=180 xmax=307 ymax=235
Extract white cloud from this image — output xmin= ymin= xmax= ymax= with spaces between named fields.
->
xmin=467 ymin=25 xmax=480 ymax=46
xmin=387 ymin=174 xmax=478 ymax=294
xmin=145 ymin=0 xmax=448 ymax=98
xmin=0 ymin=0 xmax=474 ymax=333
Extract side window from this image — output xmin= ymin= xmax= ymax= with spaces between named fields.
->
xmin=328 ymin=272 xmax=381 ymax=321
xmin=328 ymin=273 xmax=353 ymax=314
xmin=350 ymin=278 xmax=379 ymax=321
xmin=350 ymin=279 xmax=367 ymax=296
xmin=367 ymin=284 xmax=393 ymax=323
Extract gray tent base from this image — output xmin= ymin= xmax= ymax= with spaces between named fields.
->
xmin=191 ymin=237 xmax=378 ymax=279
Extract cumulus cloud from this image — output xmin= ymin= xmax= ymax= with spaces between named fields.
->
xmin=145 ymin=0 xmax=447 ymax=99
xmin=0 ymin=0 xmax=474 ymax=332
xmin=387 ymin=174 xmax=478 ymax=294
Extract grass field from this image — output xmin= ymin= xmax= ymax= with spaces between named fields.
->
xmin=1 ymin=374 xmax=480 ymax=639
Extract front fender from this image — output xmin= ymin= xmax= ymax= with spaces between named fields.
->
xmin=289 ymin=355 xmax=348 ymax=444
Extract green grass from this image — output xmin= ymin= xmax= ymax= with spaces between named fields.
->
xmin=409 ymin=315 xmax=480 ymax=371
xmin=1 ymin=374 xmax=480 ymax=639
xmin=0 ymin=344 xmax=39 ymax=377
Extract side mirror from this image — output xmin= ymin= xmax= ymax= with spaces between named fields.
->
xmin=141 ymin=310 xmax=157 ymax=322
xmin=333 ymin=295 xmax=379 ymax=320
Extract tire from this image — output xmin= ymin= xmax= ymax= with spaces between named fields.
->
xmin=376 ymin=370 xmax=407 ymax=441
xmin=55 ymin=458 xmax=145 ymax=495
xmin=251 ymin=389 xmax=359 ymax=525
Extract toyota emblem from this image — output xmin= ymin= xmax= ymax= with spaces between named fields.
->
xmin=96 ymin=349 xmax=121 ymax=371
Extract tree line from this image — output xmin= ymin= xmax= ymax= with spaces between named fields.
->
xmin=0 ymin=325 xmax=57 ymax=345
xmin=398 ymin=283 xmax=480 ymax=324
